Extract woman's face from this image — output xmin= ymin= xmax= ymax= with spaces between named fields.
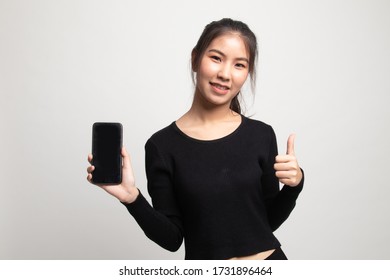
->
xmin=194 ymin=33 xmax=250 ymax=108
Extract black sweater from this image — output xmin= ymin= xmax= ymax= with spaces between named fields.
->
xmin=123 ymin=116 xmax=304 ymax=259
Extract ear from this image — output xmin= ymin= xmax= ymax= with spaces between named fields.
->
xmin=191 ymin=49 xmax=198 ymax=73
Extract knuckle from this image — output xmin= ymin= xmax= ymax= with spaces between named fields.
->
xmin=289 ymin=162 xmax=297 ymax=170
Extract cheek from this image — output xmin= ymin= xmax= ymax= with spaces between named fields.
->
xmin=233 ymin=72 xmax=249 ymax=87
xmin=198 ymin=59 xmax=218 ymax=78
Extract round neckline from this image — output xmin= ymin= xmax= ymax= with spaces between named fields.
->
xmin=172 ymin=115 xmax=246 ymax=144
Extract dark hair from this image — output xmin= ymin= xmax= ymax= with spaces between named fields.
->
xmin=191 ymin=18 xmax=258 ymax=114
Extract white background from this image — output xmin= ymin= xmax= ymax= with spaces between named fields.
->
xmin=1 ymin=0 xmax=389 ymax=259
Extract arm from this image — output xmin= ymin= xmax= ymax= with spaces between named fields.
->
xmin=87 ymin=144 xmax=184 ymax=252
xmin=122 ymin=139 xmax=184 ymax=252
xmin=261 ymin=127 xmax=304 ymax=231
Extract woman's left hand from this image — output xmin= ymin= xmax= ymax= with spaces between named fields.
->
xmin=274 ymin=134 xmax=303 ymax=187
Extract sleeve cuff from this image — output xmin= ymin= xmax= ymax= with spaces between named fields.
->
xmin=121 ymin=189 xmax=150 ymax=215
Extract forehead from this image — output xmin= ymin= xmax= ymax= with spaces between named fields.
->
xmin=206 ymin=33 xmax=249 ymax=58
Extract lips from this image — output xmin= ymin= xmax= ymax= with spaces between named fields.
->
xmin=210 ymin=82 xmax=230 ymax=94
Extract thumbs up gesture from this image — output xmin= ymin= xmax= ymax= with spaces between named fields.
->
xmin=274 ymin=134 xmax=303 ymax=187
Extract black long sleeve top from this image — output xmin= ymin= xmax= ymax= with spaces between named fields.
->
xmin=123 ymin=115 xmax=304 ymax=259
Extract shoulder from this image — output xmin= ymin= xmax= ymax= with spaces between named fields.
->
xmin=242 ymin=115 xmax=275 ymax=136
xmin=240 ymin=116 xmax=278 ymax=157
xmin=149 ymin=122 xmax=176 ymax=140
xmin=145 ymin=122 xmax=181 ymax=151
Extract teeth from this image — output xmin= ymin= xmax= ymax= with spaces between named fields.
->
xmin=212 ymin=83 xmax=228 ymax=90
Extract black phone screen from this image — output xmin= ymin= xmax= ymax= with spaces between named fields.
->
xmin=91 ymin=122 xmax=122 ymax=184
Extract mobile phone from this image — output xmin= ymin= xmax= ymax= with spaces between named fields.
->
xmin=91 ymin=122 xmax=123 ymax=184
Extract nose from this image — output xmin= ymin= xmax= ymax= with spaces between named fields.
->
xmin=217 ymin=64 xmax=231 ymax=81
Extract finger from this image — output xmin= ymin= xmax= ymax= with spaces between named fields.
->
xmin=88 ymin=153 xmax=93 ymax=163
xmin=87 ymin=165 xmax=95 ymax=173
xmin=286 ymin=134 xmax=296 ymax=155
xmin=278 ymin=177 xmax=301 ymax=187
xmin=87 ymin=173 xmax=92 ymax=182
xmin=275 ymin=154 xmax=295 ymax=163
xmin=279 ymin=178 xmax=294 ymax=186
xmin=274 ymin=162 xmax=293 ymax=171
xmin=275 ymin=170 xmax=295 ymax=179
xmin=276 ymin=169 xmax=298 ymax=178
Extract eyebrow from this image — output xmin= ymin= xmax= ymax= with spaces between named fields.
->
xmin=208 ymin=49 xmax=249 ymax=63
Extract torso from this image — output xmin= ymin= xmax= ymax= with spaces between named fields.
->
xmin=175 ymin=111 xmax=276 ymax=260
xmin=229 ymin=249 xmax=275 ymax=260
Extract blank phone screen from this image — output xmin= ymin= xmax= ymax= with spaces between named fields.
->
xmin=92 ymin=122 xmax=122 ymax=184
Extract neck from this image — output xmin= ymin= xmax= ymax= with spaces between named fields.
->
xmin=188 ymin=91 xmax=239 ymax=123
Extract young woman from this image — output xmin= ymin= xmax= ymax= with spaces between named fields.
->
xmin=87 ymin=18 xmax=304 ymax=260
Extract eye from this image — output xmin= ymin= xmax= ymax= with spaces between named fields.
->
xmin=235 ymin=63 xmax=247 ymax=69
xmin=210 ymin=55 xmax=222 ymax=62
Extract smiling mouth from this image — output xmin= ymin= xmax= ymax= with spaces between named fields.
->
xmin=210 ymin=82 xmax=230 ymax=90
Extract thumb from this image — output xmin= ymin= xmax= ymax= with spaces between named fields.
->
xmin=121 ymin=146 xmax=131 ymax=168
xmin=286 ymin=134 xmax=296 ymax=155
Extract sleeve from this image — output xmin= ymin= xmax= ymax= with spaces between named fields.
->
xmin=121 ymin=139 xmax=184 ymax=252
xmin=261 ymin=126 xmax=304 ymax=231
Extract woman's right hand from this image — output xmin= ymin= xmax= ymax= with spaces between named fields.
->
xmin=87 ymin=147 xmax=139 ymax=204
